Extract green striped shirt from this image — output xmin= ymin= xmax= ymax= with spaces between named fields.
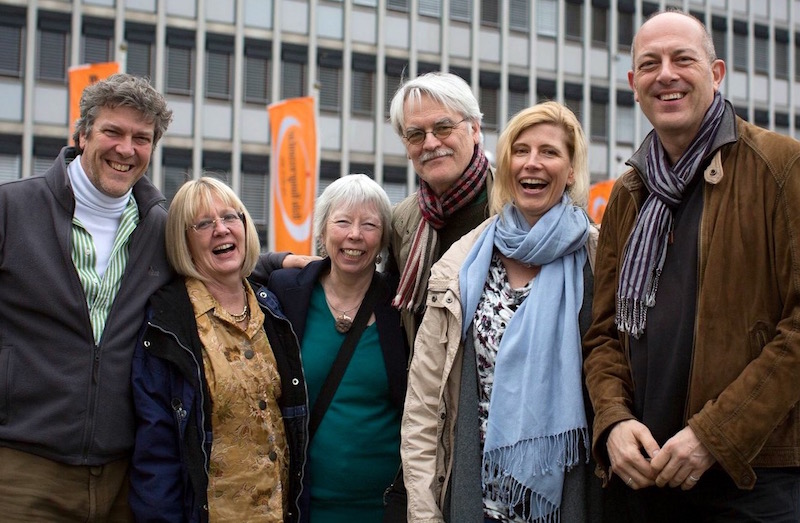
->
xmin=71 ymin=196 xmax=140 ymax=344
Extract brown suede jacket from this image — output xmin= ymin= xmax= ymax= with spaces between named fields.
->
xmin=583 ymin=102 xmax=800 ymax=490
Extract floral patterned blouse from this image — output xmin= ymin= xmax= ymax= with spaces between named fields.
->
xmin=472 ymin=252 xmax=532 ymax=523
xmin=187 ymin=277 xmax=289 ymax=522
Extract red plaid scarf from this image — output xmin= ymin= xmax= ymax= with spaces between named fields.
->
xmin=392 ymin=144 xmax=489 ymax=311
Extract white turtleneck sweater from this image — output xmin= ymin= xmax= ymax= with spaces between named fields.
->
xmin=68 ymin=157 xmax=132 ymax=278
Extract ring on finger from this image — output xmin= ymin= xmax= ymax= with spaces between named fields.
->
xmin=626 ymin=477 xmax=634 ymax=487
xmin=687 ymin=475 xmax=699 ymax=482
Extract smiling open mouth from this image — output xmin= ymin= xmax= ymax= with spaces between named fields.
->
xmin=109 ymin=161 xmax=131 ymax=172
xmin=213 ymin=243 xmax=235 ymax=254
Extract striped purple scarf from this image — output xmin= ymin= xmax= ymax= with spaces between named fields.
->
xmin=616 ymin=92 xmax=725 ymax=338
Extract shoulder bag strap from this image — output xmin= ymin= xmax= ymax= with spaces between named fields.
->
xmin=308 ymin=272 xmax=383 ymax=441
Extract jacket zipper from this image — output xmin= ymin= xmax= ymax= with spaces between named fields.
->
xmin=147 ymin=322 xmax=210 ymax=477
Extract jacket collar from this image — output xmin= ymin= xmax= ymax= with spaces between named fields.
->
xmin=624 ymin=100 xmax=739 ymax=192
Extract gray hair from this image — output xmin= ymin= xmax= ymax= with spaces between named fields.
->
xmin=389 ymin=71 xmax=483 ymax=137
xmin=72 ymin=73 xmax=173 ymax=152
xmin=314 ymin=174 xmax=392 ymax=254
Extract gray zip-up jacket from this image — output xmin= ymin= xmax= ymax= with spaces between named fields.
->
xmin=0 ymin=146 xmax=173 ymax=465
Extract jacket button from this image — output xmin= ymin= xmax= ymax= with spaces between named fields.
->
xmin=269 ymin=451 xmax=278 ymax=461
xmin=431 ymin=296 xmax=437 ymax=302
xmin=440 ymin=412 xmax=446 ymax=420
xmin=259 ymin=400 xmax=267 ymax=410
xmin=244 ymin=349 xmax=254 ymax=359
xmin=438 ymin=475 xmax=444 ymax=483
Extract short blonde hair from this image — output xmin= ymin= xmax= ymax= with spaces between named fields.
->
xmin=166 ymin=176 xmax=261 ymax=281
xmin=491 ymin=101 xmax=590 ymax=214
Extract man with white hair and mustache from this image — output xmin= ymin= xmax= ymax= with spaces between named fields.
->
xmin=387 ymin=72 xmax=493 ymax=348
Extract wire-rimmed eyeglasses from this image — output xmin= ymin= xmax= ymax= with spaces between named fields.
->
xmin=403 ymin=118 xmax=467 ymax=145
xmin=187 ymin=212 xmax=245 ymax=233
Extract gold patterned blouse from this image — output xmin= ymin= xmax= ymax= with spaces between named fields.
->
xmin=186 ymin=277 xmax=289 ymax=522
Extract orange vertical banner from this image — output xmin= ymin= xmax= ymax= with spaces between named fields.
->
xmin=267 ymin=96 xmax=318 ymax=255
xmin=68 ymin=62 xmax=120 ymax=145
xmin=588 ymin=179 xmax=616 ymax=224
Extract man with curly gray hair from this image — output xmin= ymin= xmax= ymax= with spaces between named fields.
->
xmin=0 ymin=73 xmax=174 ymax=521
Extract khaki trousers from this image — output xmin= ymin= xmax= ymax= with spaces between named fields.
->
xmin=0 ymin=447 xmax=133 ymax=522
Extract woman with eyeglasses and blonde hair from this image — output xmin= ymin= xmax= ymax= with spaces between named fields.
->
xmin=130 ymin=177 xmax=307 ymax=522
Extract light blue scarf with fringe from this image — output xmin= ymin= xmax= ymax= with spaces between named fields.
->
xmin=458 ymin=195 xmax=590 ymax=522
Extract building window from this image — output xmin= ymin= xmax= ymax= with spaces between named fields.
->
xmin=318 ymin=66 xmax=341 ymax=113
xmin=507 ymin=89 xmax=527 ymax=121
xmin=244 ymin=40 xmax=271 ymax=105
xmin=0 ymin=22 xmax=24 ymax=77
xmin=166 ymin=30 xmax=194 ymax=95
xmin=479 ymin=85 xmax=498 ymax=131
xmin=565 ymin=1 xmax=582 ymax=40
xmin=162 ymin=148 xmax=192 ymax=204
xmin=590 ymin=101 xmax=607 ymax=140
xmin=37 ymin=14 xmax=69 ymax=83
xmin=537 ymin=0 xmax=557 ymax=38
xmin=318 ymin=49 xmax=341 ymax=113
xmin=754 ymin=26 xmax=768 ymax=75
xmin=509 ymin=0 xmax=528 ymax=32
xmin=592 ymin=5 xmax=608 ymax=46
xmin=127 ymin=41 xmax=153 ymax=79
xmin=618 ymin=10 xmax=634 ymax=49
xmin=775 ymin=30 xmax=789 ymax=79
xmin=387 ymin=0 xmax=408 ymax=13
xmin=564 ymin=98 xmax=582 ymax=123
xmin=206 ymin=36 xmax=233 ymax=100
xmin=419 ymin=0 xmax=441 ymax=18
xmin=383 ymin=165 xmax=408 ymax=204
xmin=481 ymin=0 xmax=498 ymax=26
xmin=450 ymin=0 xmax=471 ymax=22
xmin=385 ymin=59 xmax=405 ymax=116
xmin=82 ymin=19 xmax=113 ymax=64
xmin=616 ymin=105 xmax=634 ymax=144
xmin=733 ymin=21 xmax=748 ymax=72
xmin=281 ymin=62 xmax=305 ymax=100
xmin=352 ymin=54 xmax=375 ymax=117
xmin=242 ymin=155 xmax=269 ymax=249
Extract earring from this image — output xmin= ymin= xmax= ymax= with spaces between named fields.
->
xmin=375 ymin=254 xmax=383 ymax=264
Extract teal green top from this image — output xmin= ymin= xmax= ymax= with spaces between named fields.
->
xmin=302 ymin=283 xmax=402 ymax=523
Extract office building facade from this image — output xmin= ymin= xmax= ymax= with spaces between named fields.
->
xmin=1 ymin=0 xmax=798 ymax=243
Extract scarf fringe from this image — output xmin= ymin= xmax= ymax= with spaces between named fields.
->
xmin=616 ymin=267 xmax=662 ymax=339
xmin=482 ymin=428 xmax=589 ymax=523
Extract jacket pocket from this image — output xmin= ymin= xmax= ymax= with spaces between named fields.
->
xmin=0 ymin=344 xmax=9 ymax=424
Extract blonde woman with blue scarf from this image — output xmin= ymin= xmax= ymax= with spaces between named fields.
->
xmin=400 ymin=102 xmax=602 ymax=523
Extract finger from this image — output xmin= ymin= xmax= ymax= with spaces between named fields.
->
xmin=680 ymin=474 xmax=700 ymax=491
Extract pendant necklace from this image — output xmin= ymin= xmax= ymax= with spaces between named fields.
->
xmin=325 ymin=294 xmax=362 ymax=333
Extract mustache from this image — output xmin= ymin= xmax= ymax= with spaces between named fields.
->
xmin=419 ymin=148 xmax=455 ymax=162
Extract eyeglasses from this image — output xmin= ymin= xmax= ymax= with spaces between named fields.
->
xmin=403 ymin=119 xmax=467 ymax=146
xmin=187 ymin=212 xmax=244 ymax=233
